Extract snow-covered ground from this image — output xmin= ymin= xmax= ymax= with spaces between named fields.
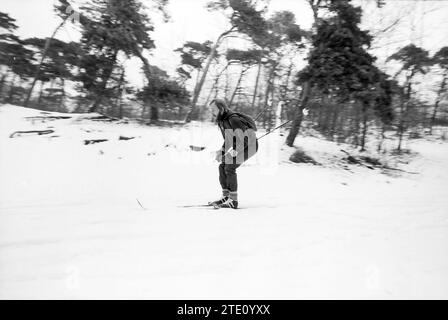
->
xmin=0 ymin=104 xmax=447 ymax=299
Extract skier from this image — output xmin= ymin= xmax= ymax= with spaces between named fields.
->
xmin=209 ymin=99 xmax=258 ymax=209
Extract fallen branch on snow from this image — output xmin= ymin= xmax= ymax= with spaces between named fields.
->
xmin=25 ymin=116 xmax=71 ymax=121
xmin=9 ymin=130 xmax=54 ymax=138
xmin=119 ymin=136 xmax=135 ymax=141
xmin=189 ymin=145 xmax=206 ymax=151
xmin=84 ymin=139 xmax=108 ymax=145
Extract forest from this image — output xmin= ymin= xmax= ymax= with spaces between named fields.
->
xmin=0 ymin=0 xmax=447 ymax=153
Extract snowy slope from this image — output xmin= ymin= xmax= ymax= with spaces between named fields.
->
xmin=0 ymin=104 xmax=447 ymax=299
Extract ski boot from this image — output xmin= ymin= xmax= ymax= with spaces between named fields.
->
xmin=208 ymin=196 xmax=228 ymax=207
xmin=217 ymin=197 xmax=238 ymax=209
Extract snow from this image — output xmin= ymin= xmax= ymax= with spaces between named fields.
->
xmin=0 ymin=104 xmax=447 ymax=299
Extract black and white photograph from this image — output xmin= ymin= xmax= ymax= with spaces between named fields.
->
xmin=0 ymin=0 xmax=447 ymax=300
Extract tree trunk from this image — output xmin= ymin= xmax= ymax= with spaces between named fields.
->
xmin=24 ymin=16 xmax=69 ymax=107
xmin=228 ymin=66 xmax=248 ymax=107
xmin=286 ymin=82 xmax=311 ymax=147
xmin=251 ymin=60 xmax=262 ymax=111
xmin=317 ymin=98 xmax=325 ymax=131
xmin=204 ymin=63 xmax=229 ymax=107
xmin=397 ymin=97 xmax=407 ymax=152
xmin=150 ymin=104 xmax=159 ymax=122
xmin=352 ymin=101 xmax=361 ymax=146
xmin=330 ymin=102 xmax=340 ymax=141
xmin=429 ymin=75 xmax=446 ymax=134
xmin=224 ymin=65 xmax=230 ymax=100
xmin=89 ymin=50 xmax=119 ymax=113
xmin=45 ymin=78 xmax=56 ymax=111
xmin=132 ymin=42 xmax=152 ymax=83
xmin=310 ymin=0 xmax=321 ymax=22
xmin=360 ymin=103 xmax=369 ymax=151
xmin=37 ymin=81 xmax=45 ymax=106
xmin=280 ymin=61 xmax=293 ymax=101
xmin=185 ymin=28 xmax=235 ymax=122
xmin=141 ymin=104 xmax=146 ymax=119
xmin=7 ymin=74 xmax=17 ymax=103
xmin=286 ymin=106 xmax=304 ymax=147
xmin=397 ymin=71 xmax=414 ymax=152
xmin=430 ymin=100 xmax=440 ymax=135
xmin=59 ymin=78 xmax=66 ymax=111
xmin=0 ymin=73 xmax=7 ymax=101
xmin=397 ymin=123 xmax=404 ymax=152
xmin=262 ymin=65 xmax=276 ymax=129
xmin=285 ymin=0 xmax=321 ymax=146
xmin=130 ymin=46 xmax=161 ymax=121
xmin=377 ymin=123 xmax=386 ymax=152
xmin=116 ymin=68 xmax=125 ymax=119
xmin=204 ymin=77 xmax=218 ymax=108
xmin=194 ymin=68 xmax=201 ymax=92
xmin=268 ymin=82 xmax=276 ymax=130
xmin=118 ymin=101 xmax=124 ymax=119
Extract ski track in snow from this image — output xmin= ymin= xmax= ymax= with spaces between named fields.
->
xmin=0 ymin=104 xmax=447 ymax=299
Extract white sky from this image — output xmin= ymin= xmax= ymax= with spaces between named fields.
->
xmin=1 ymin=0 xmax=448 ymax=102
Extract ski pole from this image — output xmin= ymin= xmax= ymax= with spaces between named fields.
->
xmin=253 ymin=99 xmax=283 ymax=122
xmin=256 ymin=105 xmax=308 ymax=140
xmin=257 ymin=119 xmax=292 ymax=140
xmin=253 ymin=107 xmax=268 ymax=122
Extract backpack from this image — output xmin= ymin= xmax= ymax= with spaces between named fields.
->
xmin=229 ymin=112 xmax=257 ymax=132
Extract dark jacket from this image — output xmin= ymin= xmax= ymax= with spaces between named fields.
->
xmin=217 ymin=111 xmax=258 ymax=163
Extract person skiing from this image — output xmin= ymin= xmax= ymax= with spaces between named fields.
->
xmin=209 ymin=99 xmax=258 ymax=209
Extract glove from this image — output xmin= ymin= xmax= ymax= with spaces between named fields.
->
xmin=228 ymin=149 xmax=238 ymax=157
xmin=223 ymin=149 xmax=238 ymax=164
xmin=214 ymin=150 xmax=223 ymax=162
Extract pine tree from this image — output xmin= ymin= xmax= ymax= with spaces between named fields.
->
xmin=137 ymin=65 xmax=190 ymax=122
xmin=429 ymin=47 xmax=448 ymax=133
xmin=175 ymin=41 xmax=214 ymax=99
xmin=387 ymin=44 xmax=432 ymax=151
xmin=24 ymin=38 xmax=80 ymax=109
xmin=0 ymin=12 xmax=35 ymax=102
xmin=225 ymin=48 xmax=263 ymax=107
xmin=66 ymin=0 xmax=167 ymax=113
xmin=286 ymin=0 xmax=394 ymax=150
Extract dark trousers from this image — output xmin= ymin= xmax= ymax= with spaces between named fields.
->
xmin=219 ymin=141 xmax=258 ymax=193
xmin=219 ymin=163 xmax=241 ymax=192
xmin=218 ymin=147 xmax=257 ymax=192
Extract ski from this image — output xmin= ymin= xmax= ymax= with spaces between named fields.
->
xmin=178 ymin=204 xmax=221 ymax=209
xmin=136 ymin=198 xmax=147 ymax=210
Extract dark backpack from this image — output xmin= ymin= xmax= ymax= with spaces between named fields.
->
xmin=229 ymin=112 xmax=257 ymax=132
